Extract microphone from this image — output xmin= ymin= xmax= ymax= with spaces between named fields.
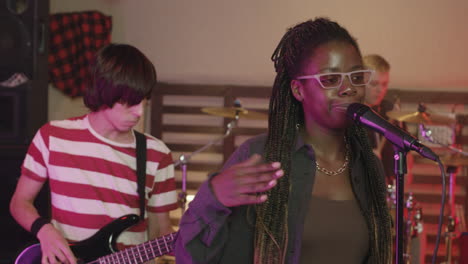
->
xmin=346 ymin=103 xmax=438 ymax=161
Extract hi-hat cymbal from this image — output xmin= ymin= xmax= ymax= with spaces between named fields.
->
xmin=201 ymin=107 xmax=268 ymax=120
xmin=442 ymin=156 xmax=468 ymax=166
xmin=386 ymin=110 xmax=455 ymax=126
xmin=419 ymin=154 xmax=468 ymax=167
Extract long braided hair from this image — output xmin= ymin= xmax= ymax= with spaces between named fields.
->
xmin=253 ymin=17 xmax=392 ymax=264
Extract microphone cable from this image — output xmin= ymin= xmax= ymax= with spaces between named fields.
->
xmin=431 ymin=158 xmax=446 ymax=264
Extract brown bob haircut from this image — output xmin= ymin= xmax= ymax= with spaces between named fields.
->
xmin=84 ymin=43 xmax=157 ymax=112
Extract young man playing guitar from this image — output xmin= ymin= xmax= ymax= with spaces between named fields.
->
xmin=10 ymin=44 xmax=178 ymax=264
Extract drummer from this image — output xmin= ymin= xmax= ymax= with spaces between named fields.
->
xmin=363 ymin=54 xmax=414 ymax=186
xmin=364 ymin=54 xmax=425 ymax=264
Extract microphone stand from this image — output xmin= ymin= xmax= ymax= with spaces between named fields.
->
xmin=173 ymin=116 xmax=239 ymax=214
xmin=393 ymin=147 xmax=409 ymax=264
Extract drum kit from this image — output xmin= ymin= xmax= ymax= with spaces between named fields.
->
xmin=385 ymin=103 xmax=468 ymax=264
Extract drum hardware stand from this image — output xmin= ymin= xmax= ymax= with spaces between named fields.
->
xmin=387 ymin=178 xmax=397 ymax=209
xmin=173 ymin=114 xmax=240 ymax=214
xmin=444 ymin=215 xmax=457 ymax=264
xmin=442 ymin=165 xmax=458 ymax=264
xmin=403 ymin=193 xmax=415 ymax=264
xmin=420 ymin=124 xmax=467 ymax=264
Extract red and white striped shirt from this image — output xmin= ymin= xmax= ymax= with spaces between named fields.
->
xmin=22 ymin=115 xmax=178 ymax=248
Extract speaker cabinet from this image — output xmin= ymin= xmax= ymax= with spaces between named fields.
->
xmin=0 ymin=1 xmax=50 ymax=262
xmin=0 ymin=146 xmax=50 ymax=264
xmin=0 ymin=0 xmax=49 ymax=81
xmin=0 ymin=81 xmax=48 ymax=144
xmin=0 ymin=0 xmax=49 ymax=145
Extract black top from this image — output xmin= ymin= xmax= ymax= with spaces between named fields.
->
xmin=300 ymin=196 xmax=369 ymax=264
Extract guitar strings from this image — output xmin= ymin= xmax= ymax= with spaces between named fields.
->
xmin=104 ymin=238 xmax=172 ymax=263
xmin=100 ymin=241 xmax=171 ymax=263
xmin=95 ymin=233 xmax=175 ymax=264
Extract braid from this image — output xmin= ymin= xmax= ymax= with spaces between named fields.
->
xmin=347 ymin=125 xmax=392 ymax=263
xmin=253 ymin=17 xmax=390 ymax=264
xmin=253 ymin=70 xmax=300 ymax=263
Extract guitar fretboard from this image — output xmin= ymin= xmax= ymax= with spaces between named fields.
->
xmin=91 ymin=232 xmax=177 ymax=264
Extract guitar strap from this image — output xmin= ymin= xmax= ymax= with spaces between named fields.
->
xmin=135 ymin=130 xmax=147 ymax=221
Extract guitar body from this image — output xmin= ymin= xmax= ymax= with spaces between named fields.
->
xmin=15 ymin=214 xmax=140 ymax=264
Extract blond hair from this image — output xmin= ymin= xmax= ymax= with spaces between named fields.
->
xmin=363 ymin=54 xmax=390 ymax=73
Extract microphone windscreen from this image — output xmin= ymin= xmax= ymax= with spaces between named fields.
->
xmin=346 ymin=103 xmax=370 ymax=122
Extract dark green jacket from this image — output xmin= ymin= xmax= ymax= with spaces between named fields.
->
xmin=175 ymin=133 xmax=385 ymax=263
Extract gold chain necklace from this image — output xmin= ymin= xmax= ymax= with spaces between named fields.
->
xmin=315 ymin=142 xmax=350 ymax=176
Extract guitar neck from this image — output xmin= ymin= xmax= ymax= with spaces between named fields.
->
xmin=94 ymin=232 xmax=178 ymax=264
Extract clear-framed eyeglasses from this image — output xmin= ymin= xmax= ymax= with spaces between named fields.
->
xmin=296 ymin=69 xmax=374 ymax=90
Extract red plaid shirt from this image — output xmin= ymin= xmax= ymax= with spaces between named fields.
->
xmin=49 ymin=11 xmax=112 ymax=97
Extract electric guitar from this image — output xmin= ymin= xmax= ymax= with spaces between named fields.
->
xmin=15 ymin=214 xmax=178 ymax=264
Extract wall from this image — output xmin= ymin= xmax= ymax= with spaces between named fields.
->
xmin=48 ymin=0 xmax=116 ymax=121
xmin=48 ymin=0 xmax=468 ymax=123
xmin=117 ymin=0 xmax=468 ymax=90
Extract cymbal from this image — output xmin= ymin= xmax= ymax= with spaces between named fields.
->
xmin=201 ymin=107 xmax=268 ymax=120
xmin=441 ymin=155 xmax=468 ymax=166
xmin=387 ymin=110 xmax=455 ymax=126
xmin=419 ymin=155 xmax=468 ymax=167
